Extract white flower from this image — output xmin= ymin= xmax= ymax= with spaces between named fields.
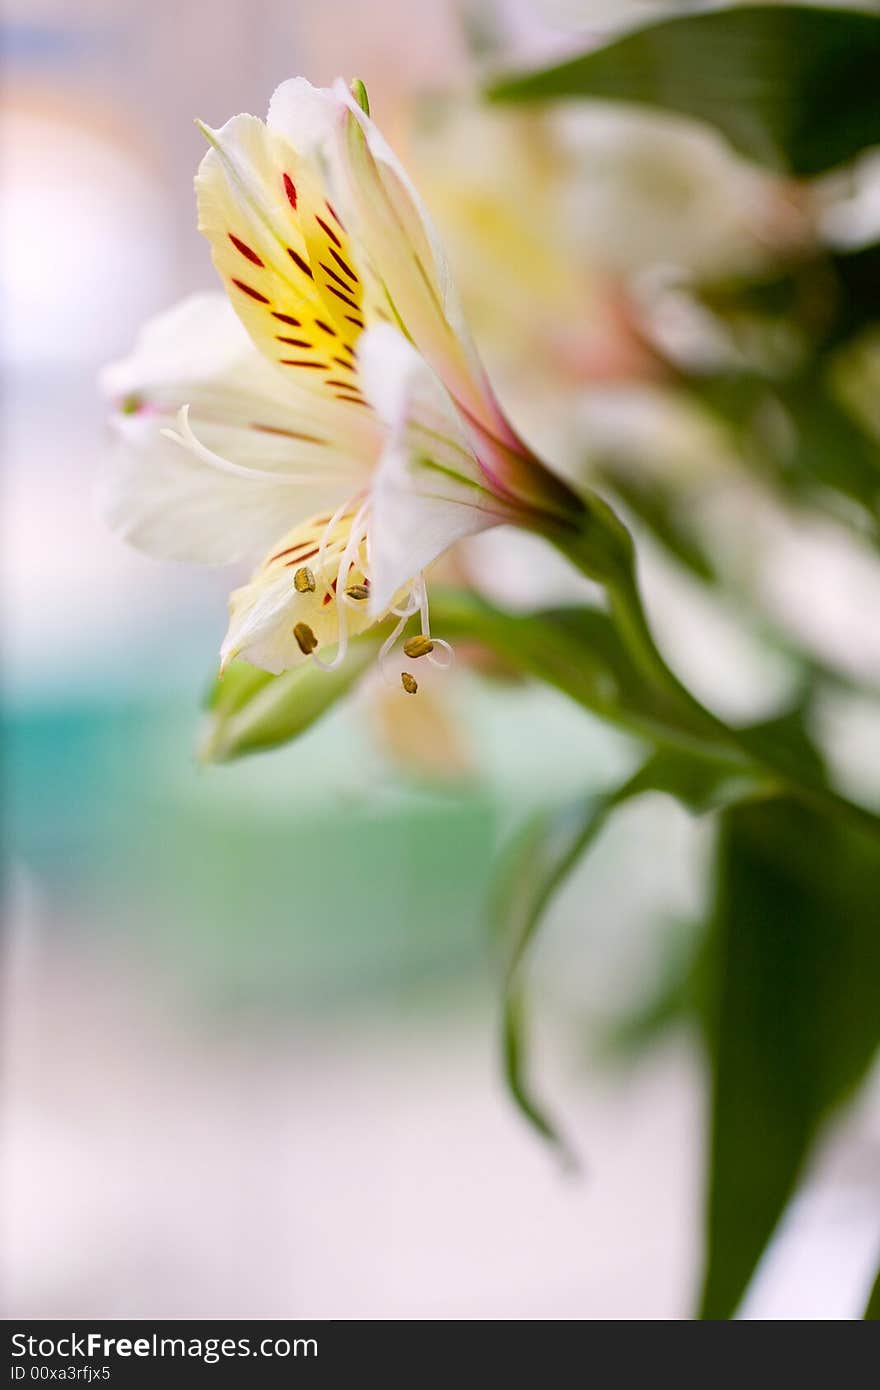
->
xmin=100 ymin=78 xmax=582 ymax=678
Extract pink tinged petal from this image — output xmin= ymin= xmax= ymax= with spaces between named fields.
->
xmin=327 ymin=83 xmax=577 ymax=519
xmin=267 ymin=80 xmax=523 ymax=459
xmin=453 ymin=403 xmax=588 ymax=525
xmin=359 ymin=322 xmax=581 ymax=532
xmin=205 ymin=91 xmax=575 ymax=523
xmin=332 ymin=94 xmax=485 ymax=409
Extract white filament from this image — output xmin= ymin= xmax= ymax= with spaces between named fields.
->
xmin=313 ymin=500 xmax=370 ymax=672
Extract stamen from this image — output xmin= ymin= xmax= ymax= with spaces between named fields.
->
xmin=426 ymin=638 xmax=455 ymax=670
xmin=411 ymin=575 xmax=455 ymax=669
xmin=294 ymin=566 xmax=316 ymax=593
xmin=311 ymin=496 xmax=369 ymax=673
xmin=415 ymin=574 xmax=431 ymax=637
xmin=401 ymin=673 xmax=418 ymax=695
xmin=403 ymin=635 xmax=434 ymax=659
xmin=345 ymin=583 xmax=370 ymax=601
xmin=293 ymin=622 xmax=318 ymax=655
xmin=316 ymin=493 xmax=363 ymax=587
xmin=379 ymin=593 xmax=422 ymax=675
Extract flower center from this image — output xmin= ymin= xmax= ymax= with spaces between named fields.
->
xmin=236 ymin=502 xmax=453 ymax=687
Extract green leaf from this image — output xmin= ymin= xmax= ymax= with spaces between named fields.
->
xmin=430 ymin=589 xmax=727 ymax=752
xmin=197 ymin=588 xmax=718 ymax=766
xmin=487 ymin=5 xmax=880 ymax=176
xmin=491 ymin=787 xmax=621 ymax=1155
xmin=502 ymin=987 xmax=572 ymax=1159
xmin=203 ymin=658 xmax=274 ymax=722
xmin=200 ymin=640 xmax=378 ymax=762
xmin=865 ymin=1261 xmax=880 ymax=1319
xmin=601 ymin=915 xmax=707 ymax=1062
xmin=699 ymin=798 xmax=880 ymax=1318
xmin=491 ymin=741 xmax=775 ymax=1150
xmin=198 ymin=587 xmax=730 ymax=768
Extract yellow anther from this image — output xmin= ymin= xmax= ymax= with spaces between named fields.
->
xmin=345 ymin=583 xmax=370 ymax=601
xmin=293 ymin=622 xmax=318 ymax=655
xmin=403 ymin=635 xmax=434 ymax=659
xmin=401 ymin=672 xmax=418 ymax=695
xmin=294 ymin=566 xmax=316 ymax=593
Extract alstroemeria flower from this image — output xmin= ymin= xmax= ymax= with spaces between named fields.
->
xmin=100 ymin=78 xmax=583 ymax=679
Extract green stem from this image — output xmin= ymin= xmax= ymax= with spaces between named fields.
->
xmin=551 ymin=520 xmax=880 ymax=842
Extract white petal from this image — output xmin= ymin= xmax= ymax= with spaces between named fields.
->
xmin=98 ymin=294 xmax=377 ymax=565
xmin=101 ymin=291 xmax=373 ymax=451
xmin=368 ymin=462 xmax=495 ymax=616
xmin=99 ymin=413 xmax=356 ymax=565
xmin=358 ymin=325 xmax=507 ymax=614
xmin=266 ymin=77 xmax=338 ymax=158
xmin=100 ymin=291 xmax=242 ymax=394
xmin=221 ymin=567 xmax=303 ymax=673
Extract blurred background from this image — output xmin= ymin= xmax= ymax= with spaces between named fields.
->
xmin=3 ymin=0 xmax=880 ymax=1318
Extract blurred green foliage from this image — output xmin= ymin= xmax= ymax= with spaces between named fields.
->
xmin=700 ymin=797 xmax=880 ymax=1317
xmin=488 ymin=5 xmax=880 ymax=176
xmin=484 ymin=2 xmax=880 ymax=1318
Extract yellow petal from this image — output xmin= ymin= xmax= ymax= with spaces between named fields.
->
xmin=195 ymin=113 xmax=384 ymax=409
